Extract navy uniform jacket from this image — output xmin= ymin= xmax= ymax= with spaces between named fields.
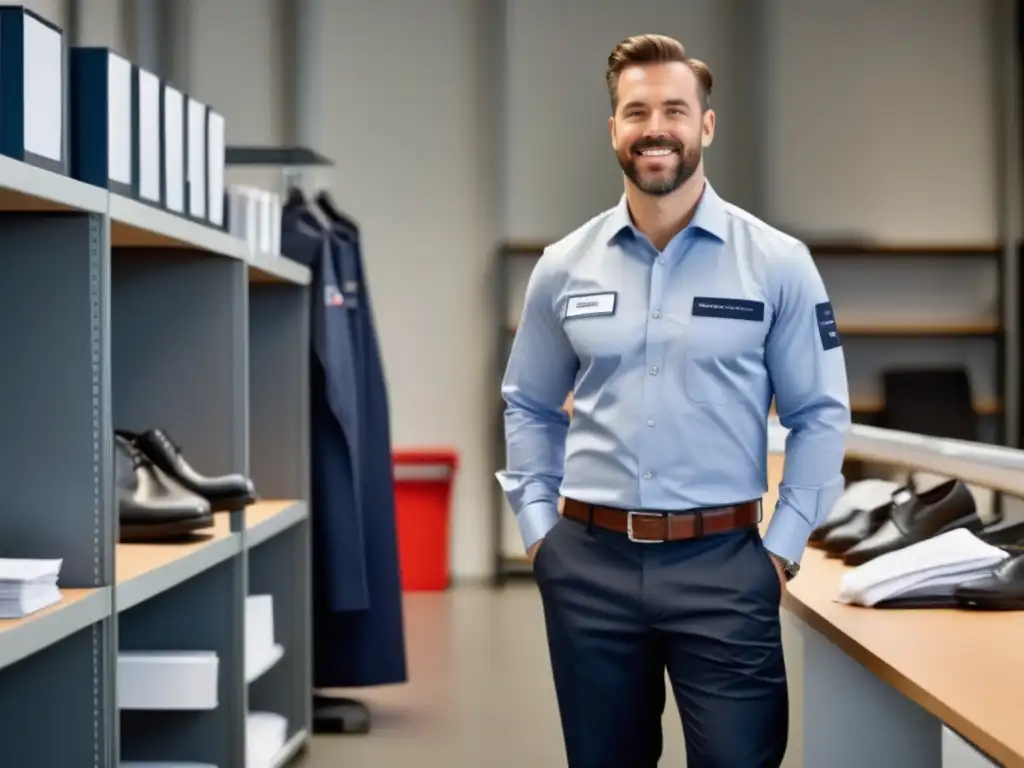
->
xmin=281 ymin=203 xmax=369 ymax=613
xmin=282 ymin=196 xmax=408 ymax=688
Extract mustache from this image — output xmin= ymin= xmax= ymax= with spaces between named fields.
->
xmin=631 ymin=137 xmax=683 ymax=154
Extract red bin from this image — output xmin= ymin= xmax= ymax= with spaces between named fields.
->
xmin=392 ymin=448 xmax=459 ymax=592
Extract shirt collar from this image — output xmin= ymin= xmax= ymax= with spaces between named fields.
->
xmin=605 ymin=181 xmax=729 ymax=245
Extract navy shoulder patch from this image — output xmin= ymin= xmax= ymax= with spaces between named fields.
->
xmin=815 ymin=302 xmax=841 ymax=350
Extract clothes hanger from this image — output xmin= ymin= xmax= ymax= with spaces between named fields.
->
xmin=284 ymin=185 xmax=306 ymax=210
xmin=314 ymin=189 xmax=357 ymax=230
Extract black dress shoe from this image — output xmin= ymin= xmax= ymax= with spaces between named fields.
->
xmin=820 ymin=501 xmax=894 ymax=556
xmin=842 ymin=479 xmax=980 ymax=567
xmin=954 ymin=553 xmax=1024 ymax=610
xmin=808 ymin=480 xmax=901 ymax=548
xmin=119 ymin=428 xmax=257 ymax=511
xmin=977 ymin=518 xmax=1024 ymax=551
xmin=116 ymin=434 xmax=213 ymax=542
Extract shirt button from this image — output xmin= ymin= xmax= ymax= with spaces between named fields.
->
xmin=650 ymin=366 xmax=659 ymax=376
xmin=652 ymin=311 xmax=661 ymax=319
xmin=643 ymin=471 xmax=652 ymax=480
xmin=647 ymin=419 xmax=655 ymax=427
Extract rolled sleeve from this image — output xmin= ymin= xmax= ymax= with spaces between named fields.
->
xmin=764 ymin=242 xmax=851 ymax=563
xmin=498 ymin=251 xmax=578 ymax=550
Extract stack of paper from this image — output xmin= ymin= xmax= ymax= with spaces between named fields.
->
xmin=837 ymin=529 xmax=1010 ymax=607
xmin=0 ymin=558 xmax=62 ymax=618
xmin=247 ymin=711 xmax=288 ymax=768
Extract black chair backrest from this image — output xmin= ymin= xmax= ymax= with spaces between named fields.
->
xmin=878 ymin=367 xmax=977 ymax=441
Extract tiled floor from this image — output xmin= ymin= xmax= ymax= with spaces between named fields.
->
xmin=292 ymin=583 xmax=802 ymax=767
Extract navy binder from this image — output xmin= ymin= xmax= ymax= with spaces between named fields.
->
xmin=0 ymin=6 xmax=67 ymax=174
xmin=69 ymin=47 xmax=134 ymax=195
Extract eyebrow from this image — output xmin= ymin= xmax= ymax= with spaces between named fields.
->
xmin=621 ymin=98 xmax=690 ymax=111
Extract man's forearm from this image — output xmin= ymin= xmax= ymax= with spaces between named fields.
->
xmin=764 ymin=407 xmax=849 ymax=563
xmin=497 ymin=401 xmax=570 ymax=550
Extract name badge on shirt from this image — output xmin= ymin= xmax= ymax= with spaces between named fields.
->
xmin=815 ymin=301 xmax=841 ymax=349
xmin=565 ymin=292 xmax=616 ymax=319
xmin=692 ymin=297 xmax=765 ymax=322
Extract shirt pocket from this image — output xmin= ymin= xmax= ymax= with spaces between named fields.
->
xmin=679 ymin=305 xmax=768 ymax=406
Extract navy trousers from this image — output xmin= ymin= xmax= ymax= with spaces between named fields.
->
xmin=533 ymin=515 xmax=788 ymax=768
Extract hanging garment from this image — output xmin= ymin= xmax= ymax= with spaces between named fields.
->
xmin=314 ymin=210 xmax=407 ymax=687
xmin=280 ymin=202 xmax=369 ymax=613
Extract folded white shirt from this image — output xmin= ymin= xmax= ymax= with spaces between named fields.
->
xmin=837 ymin=528 xmax=1009 ymax=607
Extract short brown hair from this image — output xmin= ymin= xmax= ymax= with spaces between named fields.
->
xmin=606 ymin=34 xmax=713 ymax=113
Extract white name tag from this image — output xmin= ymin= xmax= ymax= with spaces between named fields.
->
xmin=565 ymin=292 xmax=616 ymax=319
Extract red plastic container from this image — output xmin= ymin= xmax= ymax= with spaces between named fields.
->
xmin=392 ymin=448 xmax=459 ymax=591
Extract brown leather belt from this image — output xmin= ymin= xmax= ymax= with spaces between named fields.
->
xmin=562 ymin=498 xmax=761 ymax=543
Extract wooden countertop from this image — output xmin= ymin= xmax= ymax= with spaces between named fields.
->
xmin=763 ymin=455 xmax=1024 ymax=767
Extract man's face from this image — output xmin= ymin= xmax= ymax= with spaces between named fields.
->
xmin=609 ymin=62 xmax=715 ymax=197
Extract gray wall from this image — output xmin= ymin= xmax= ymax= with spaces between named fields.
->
xmin=47 ymin=0 xmax=1016 ymax=579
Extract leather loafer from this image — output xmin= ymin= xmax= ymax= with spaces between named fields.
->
xmin=842 ymin=479 xmax=980 ymax=566
xmin=820 ymin=501 xmax=894 ymax=556
xmin=977 ymin=518 xmax=1024 ymax=551
xmin=118 ymin=428 xmax=257 ymax=511
xmin=954 ymin=553 xmax=1024 ymax=610
xmin=116 ymin=434 xmax=213 ymax=542
xmin=808 ymin=479 xmax=901 ymax=548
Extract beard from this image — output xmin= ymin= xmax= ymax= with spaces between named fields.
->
xmin=616 ymin=136 xmax=701 ymax=196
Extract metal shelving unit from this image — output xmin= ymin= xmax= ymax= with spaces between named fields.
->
xmin=0 ymin=155 xmax=313 ymax=765
xmin=802 ymin=241 xmax=1007 ymax=445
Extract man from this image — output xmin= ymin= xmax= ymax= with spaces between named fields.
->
xmin=497 ymin=34 xmax=850 ymax=768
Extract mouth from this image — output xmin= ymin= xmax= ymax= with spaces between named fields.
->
xmin=635 ymin=147 xmax=677 ymax=158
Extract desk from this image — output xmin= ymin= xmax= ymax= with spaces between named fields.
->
xmin=764 ymin=454 xmax=1023 ymax=768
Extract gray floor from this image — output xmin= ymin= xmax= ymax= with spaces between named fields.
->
xmin=292 ymin=584 xmax=749 ymax=767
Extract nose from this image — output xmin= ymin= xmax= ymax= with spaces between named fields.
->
xmin=644 ymin=112 xmax=667 ymax=134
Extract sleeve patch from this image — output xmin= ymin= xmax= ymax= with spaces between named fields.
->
xmin=815 ymin=302 xmax=841 ymax=350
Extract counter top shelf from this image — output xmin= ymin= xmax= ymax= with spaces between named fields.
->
xmin=0 ymin=587 xmax=111 ymax=671
xmin=115 ymin=514 xmax=241 ymax=612
xmin=245 ymin=500 xmax=309 ymax=549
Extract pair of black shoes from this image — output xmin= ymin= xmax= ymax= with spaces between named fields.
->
xmin=116 ymin=428 xmax=257 ymax=542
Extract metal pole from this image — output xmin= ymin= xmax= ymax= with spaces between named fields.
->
xmin=993 ymin=0 xmax=1022 ymax=448
xmin=292 ymin=0 xmax=325 ymax=189
xmin=130 ymin=0 xmax=163 ymax=75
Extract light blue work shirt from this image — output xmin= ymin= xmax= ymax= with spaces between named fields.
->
xmin=498 ymin=182 xmax=851 ymax=564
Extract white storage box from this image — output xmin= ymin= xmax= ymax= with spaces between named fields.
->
xmin=246 ymin=712 xmax=288 ymax=768
xmin=245 ymin=594 xmax=283 ymax=683
xmin=118 ymin=651 xmax=219 ymax=710
xmin=245 ymin=595 xmax=275 ymax=650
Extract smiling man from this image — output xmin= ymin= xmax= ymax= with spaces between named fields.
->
xmin=498 ymin=34 xmax=851 ymax=767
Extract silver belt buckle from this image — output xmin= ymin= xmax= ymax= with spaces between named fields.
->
xmin=626 ymin=510 xmax=665 ymax=543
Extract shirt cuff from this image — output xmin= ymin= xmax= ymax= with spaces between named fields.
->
xmin=762 ymin=504 xmax=814 ymax=564
xmin=517 ymin=501 xmax=560 ymax=551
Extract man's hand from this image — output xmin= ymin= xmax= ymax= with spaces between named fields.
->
xmin=527 ymin=539 xmax=544 ymax=564
xmin=768 ymin=554 xmax=788 ymax=591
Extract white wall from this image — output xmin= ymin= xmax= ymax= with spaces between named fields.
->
xmin=55 ymin=0 xmax=1011 ymax=580
xmin=185 ymin=0 xmax=287 ymax=193
xmin=503 ymin=0 xmax=756 ymax=241
xmin=23 ymin=0 xmax=64 ymax=28
xmin=75 ymin=0 xmax=125 ymax=53
xmin=305 ymin=0 xmax=501 ymax=581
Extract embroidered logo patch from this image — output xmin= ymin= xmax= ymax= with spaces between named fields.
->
xmin=815 ymin=302 xmax=841 ymax=350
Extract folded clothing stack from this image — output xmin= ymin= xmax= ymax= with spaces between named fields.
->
xmin=837 ymin=528 xmax=1010 ymax=608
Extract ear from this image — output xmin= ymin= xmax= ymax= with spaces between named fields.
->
xmin=701 ymin=108 xmax=716 ymax=148
xmin=609 ymin=115 xmax=616 ymax=146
